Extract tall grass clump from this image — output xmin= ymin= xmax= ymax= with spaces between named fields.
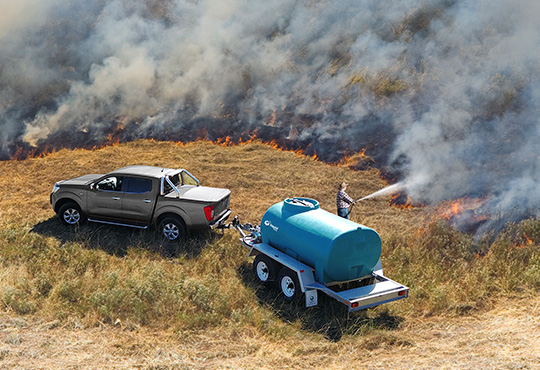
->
xmin=383 ymin=217 xmax=540 ymax=316
xmin=479 ymin=219 xmax=540 ymax=293
xmin=0 ymin=221 xmax=266 ymax=330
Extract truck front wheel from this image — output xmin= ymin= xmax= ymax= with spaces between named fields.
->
xmin=277 ymin=268 xmax=301 ymax=301
xmin=58 ymin=202 xmax=85 ymax=226
xmin=159 ymin=217 xmax=186 ymax=242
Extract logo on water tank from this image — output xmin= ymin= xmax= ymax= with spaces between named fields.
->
xmin=264 ymin=220 xmax=279 ymax=232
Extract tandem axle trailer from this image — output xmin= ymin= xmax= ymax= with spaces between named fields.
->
xmin=231 ymin=216 xmax=409 ymax=312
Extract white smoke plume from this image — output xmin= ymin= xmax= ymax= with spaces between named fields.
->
xmin=1 ymin=0 xmax=540 ymax=231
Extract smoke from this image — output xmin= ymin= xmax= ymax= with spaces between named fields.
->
xmin=387 ymin=0 xmax=540 ymax=232
xmin=2 ymin=0 xmax=540 ymax=231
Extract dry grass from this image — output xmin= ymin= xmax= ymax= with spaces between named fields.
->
xmin=0 ymin=139 xmax=423 ymax=327
xmin=0 ymin=296 xmax=539 ymax=369
xmin=0 ymin=139 xmax=539 ymax=369
xmin=0 ymin=138 xmax=424 ymax=241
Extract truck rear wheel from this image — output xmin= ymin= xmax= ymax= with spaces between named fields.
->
xmin=159 ymin=217 xmax=186 ymax=242
xmin=253 ymin=254 xmax=278 ymax=283
xmin=58 ymin=202 xmax=85 ymax=226
xmin=277 ymin=268 xmax=300 ymax=301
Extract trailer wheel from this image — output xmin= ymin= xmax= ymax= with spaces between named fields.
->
xmin=277 ymin=268 xmax=300 ymax=301
xmin=253 ymin=254 xmax=277 ymax=283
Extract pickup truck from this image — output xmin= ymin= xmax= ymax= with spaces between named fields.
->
xmin=50 ymin=165 xmax=231 ymax=241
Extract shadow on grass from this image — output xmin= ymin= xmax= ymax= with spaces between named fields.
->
xmin=31 ymin=217 xmax=222 ymax=259
xmin=238 ymin=264 xmax=405 ymax=342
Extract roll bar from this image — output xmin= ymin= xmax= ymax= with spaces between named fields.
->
xmin=159 ymin=169 xmax=200 ymax=197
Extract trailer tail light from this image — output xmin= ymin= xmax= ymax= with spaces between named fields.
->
xmin=204 ymin=205 xmax=215 ymax=221
xmin=398 ymin=290 xmax=406 ymax=296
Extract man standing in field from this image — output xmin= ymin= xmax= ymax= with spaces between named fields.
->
xmin=336 ymin=182 xmax=355 ymax=219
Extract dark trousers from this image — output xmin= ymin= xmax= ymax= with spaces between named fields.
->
xmin=337 ymin=208 xmax=349 ymax=219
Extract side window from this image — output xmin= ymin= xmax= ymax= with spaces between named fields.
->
xmin=95 ymin=176 xmax=123 ymax=192
xmin=126 ymin=177 xmax=152 ymax=194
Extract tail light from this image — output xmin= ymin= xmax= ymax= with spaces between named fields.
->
xmin=204 ymin=205 xmax=215 ymax=221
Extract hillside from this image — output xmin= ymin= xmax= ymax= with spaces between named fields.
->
xmin=0 ymin=140 xmax=539 ymax=369
xmin=3 ymin=0 xmax=540 ymax=235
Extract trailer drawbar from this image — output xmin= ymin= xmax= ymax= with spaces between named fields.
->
xmin=228 ymin=197 xmax=408 ymax=312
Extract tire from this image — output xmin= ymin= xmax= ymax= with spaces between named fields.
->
xmin=158 ymin=216 xmax=186 ymax=242
xmin=253 ymin=254 xmax=278 ymax=283
xmin=58 ymin=202 xmax=85 ymax=226
xmin=277 ymin=268 xmax=301 ymax=301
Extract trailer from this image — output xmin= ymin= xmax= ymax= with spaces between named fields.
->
xmin=231 ymin=198 xmax=408 ymax=312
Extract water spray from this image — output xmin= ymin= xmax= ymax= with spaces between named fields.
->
xmin=356 ymin=182 xmax=405 ymax=202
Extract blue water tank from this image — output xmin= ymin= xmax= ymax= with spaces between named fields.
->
xmin=260 ymin=198 xmax=381 ymax=284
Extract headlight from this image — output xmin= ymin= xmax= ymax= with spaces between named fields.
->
xmin=52 ymin=183 xmax=60 ymax=194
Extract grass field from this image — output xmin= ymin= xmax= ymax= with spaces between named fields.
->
xmin=0 ymin=139 xmax=539 ymax=369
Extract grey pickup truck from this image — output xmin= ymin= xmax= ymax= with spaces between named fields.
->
xmin=50 ymin=165 xmax=231 ymax=241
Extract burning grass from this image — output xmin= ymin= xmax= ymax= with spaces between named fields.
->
xmin=0 ymin=139 xmax=539 ymax=367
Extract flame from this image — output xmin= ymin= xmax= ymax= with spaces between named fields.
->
xmin=337 ymin=148 xmax=373 ymax=169
xmin=14 ymin=144 xmax=57 ymax=160
xmin=172 ymin=133 xmax=321 ymax=161
xmin=439 ymin=197 xmax=488 ymax=221
xmin=451 ymin=201 xmax=460 ymax=215
xmin=107 ymin=133 xmax=120 ymax=146
xmin=215 ymin=136 xmax=234 ymax=146
xmin=340 ymin=153 xmax=351 ymax=164
xmin=435 ymin=197 xmax=489 ymax=234
xmin=9 ymin=108 xmax=331 ymax=163
xmin=11 ymin=121 xmax=354 ymax=174
xmin=513 ymin=232 xmax=534 ymax=249
xmin=389 ymin=193 xmax=414 ymax=209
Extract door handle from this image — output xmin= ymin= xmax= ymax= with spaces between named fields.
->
xmin=144 ymin=199 xmax=152 ymax=203
xmin=112 ymin=197 xmax=121 ymax=200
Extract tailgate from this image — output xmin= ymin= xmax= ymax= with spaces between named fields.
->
xmin=306 ymin=274 xmax=408 ymax=312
